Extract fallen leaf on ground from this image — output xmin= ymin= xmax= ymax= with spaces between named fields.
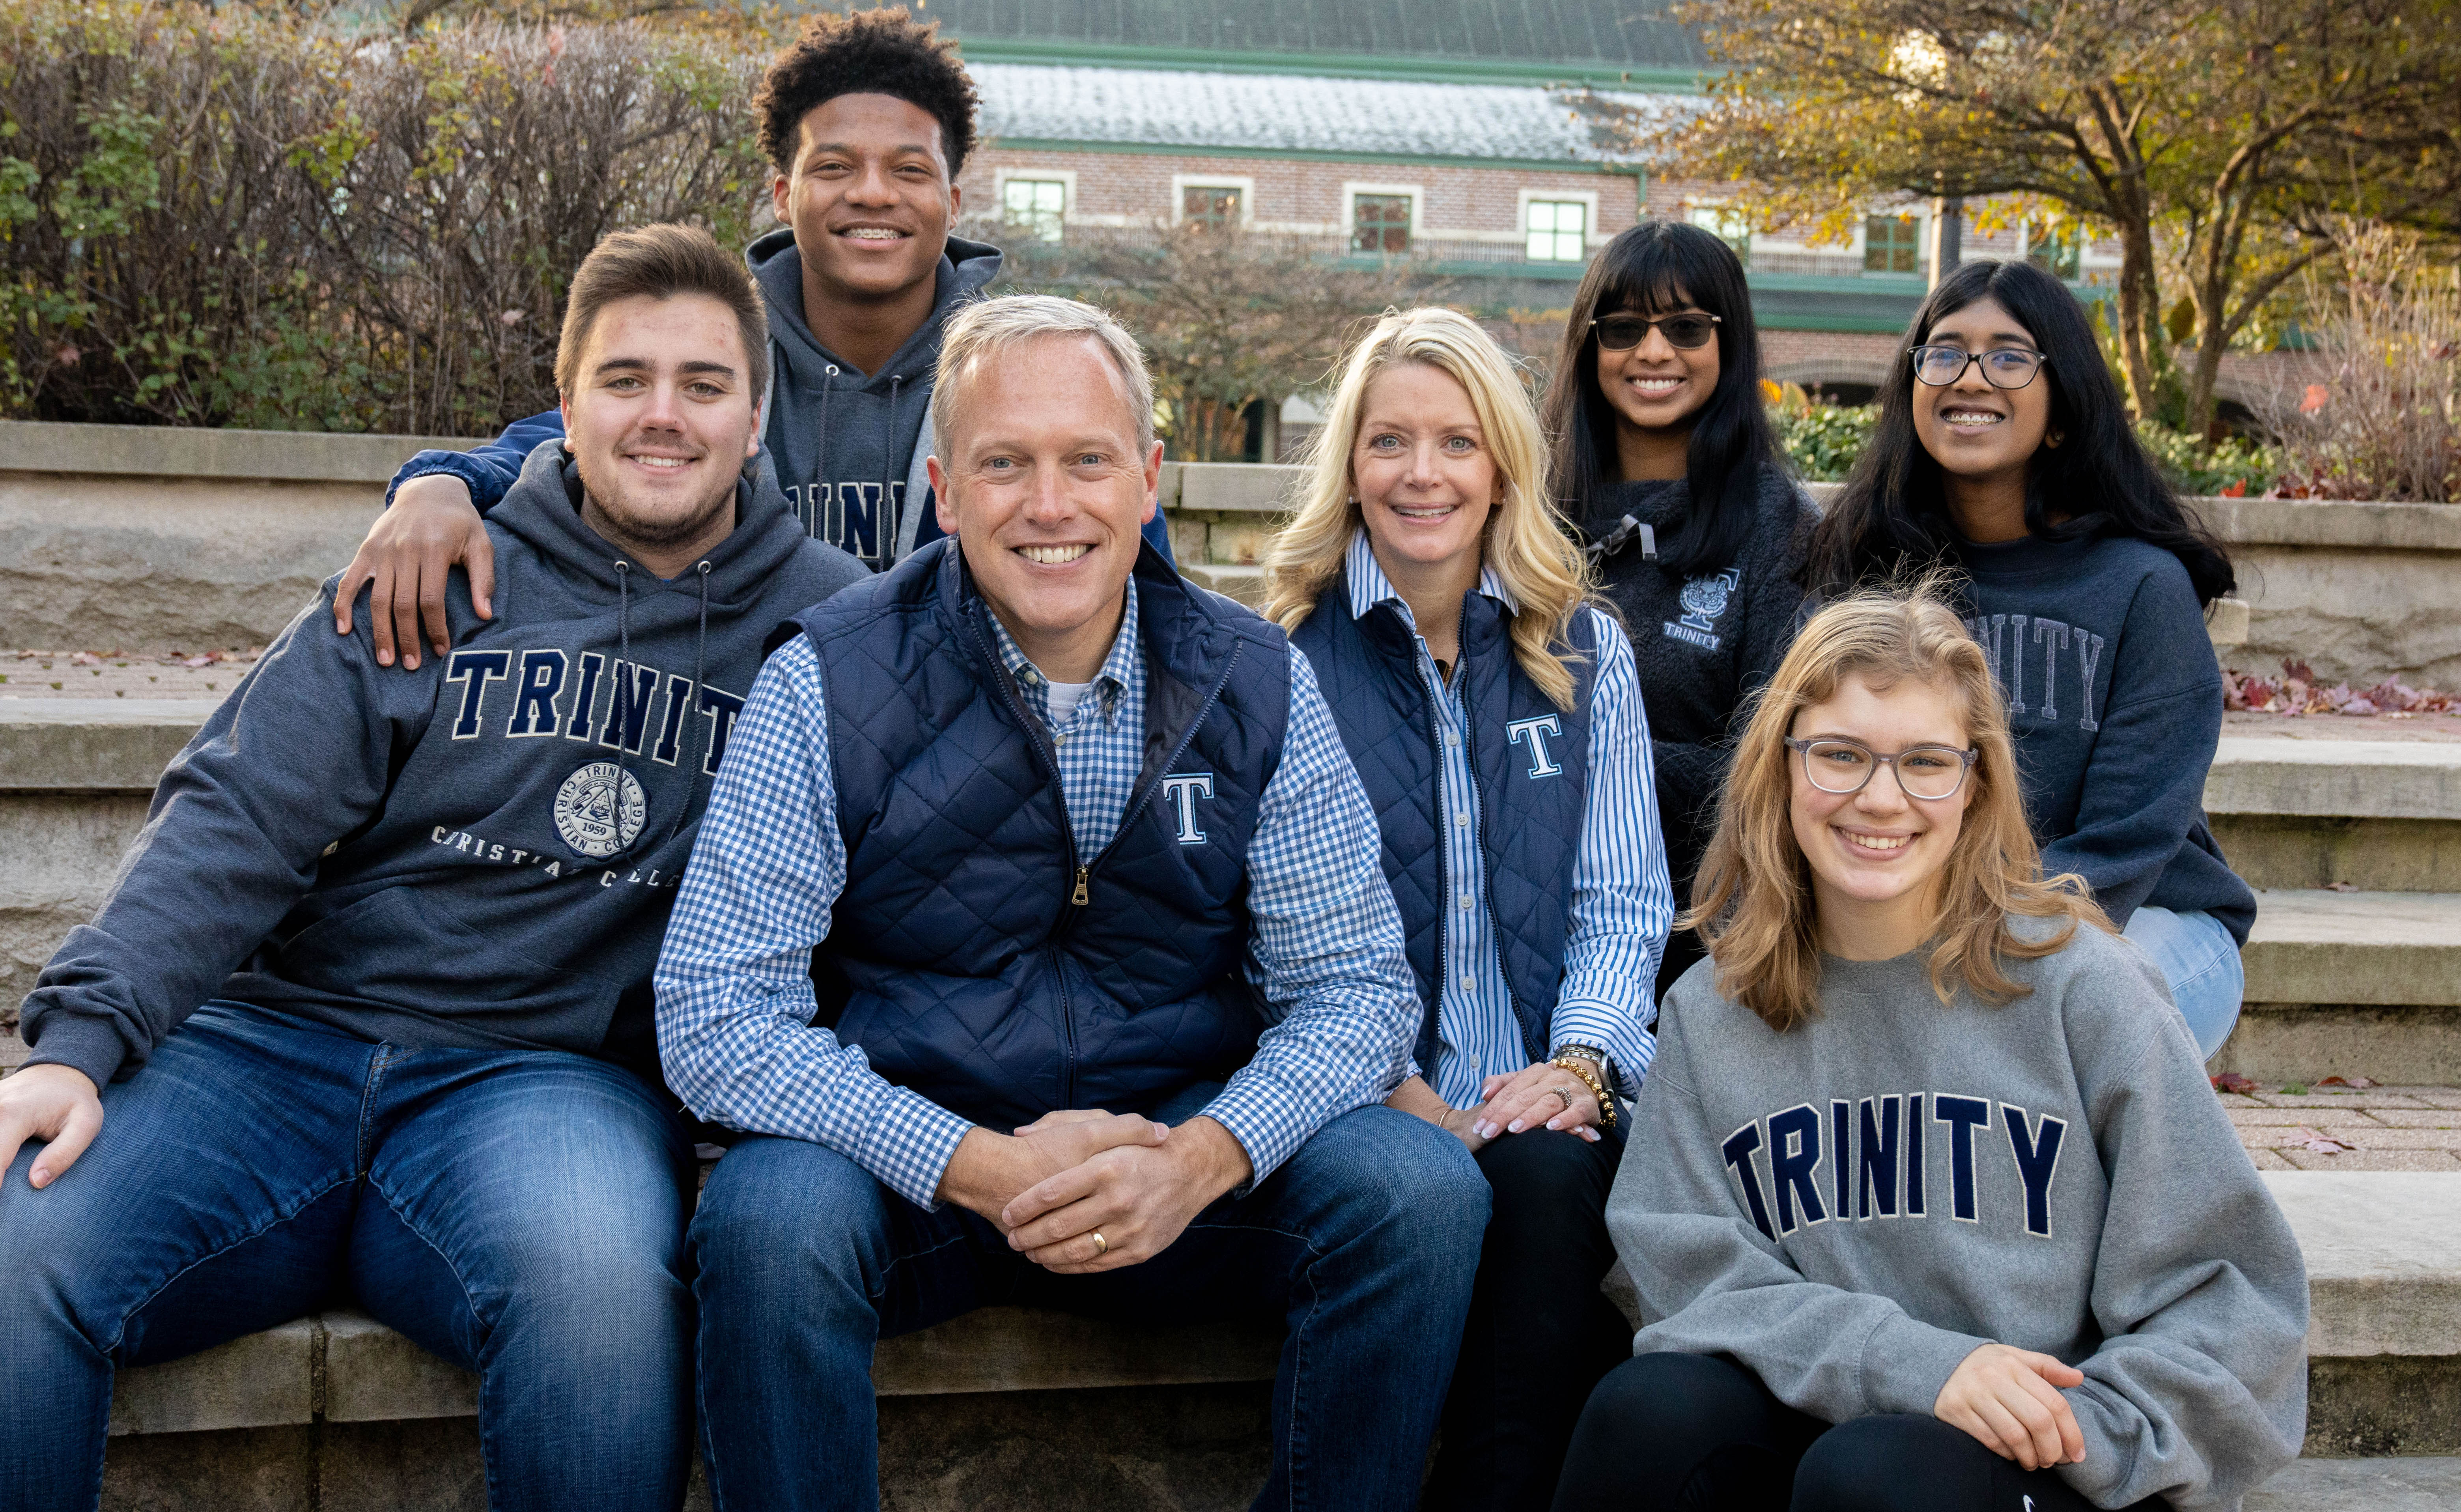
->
xmin=2297 ymin=1134 xmax=2355 ymax=1154
xmin=2212 ymin=1073 xmax=2258 ymax=1094
xmin=2317 ymin=1075 xmax=2376 ymax=1088
xmin=2326 ymin=881 xmax=2357 ymax=892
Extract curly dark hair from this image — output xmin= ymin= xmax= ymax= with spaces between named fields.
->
xmin=755 ymin=7 xmax=978 ymax=179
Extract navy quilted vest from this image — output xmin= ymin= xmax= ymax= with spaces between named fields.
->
xmin=1291 ymin=570 xmax=1594 ymax=1070
xmin=788 ymin=539 xmax=1290 ymax=1129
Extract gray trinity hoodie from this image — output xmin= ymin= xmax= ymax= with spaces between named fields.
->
xmin=21 ymin=444 xmax=865 ymax=1090
xmin=1608 ymin=920 xmax=2308 ymax=1511
xmin=746 ymin=227 xmax=1004 ymax=567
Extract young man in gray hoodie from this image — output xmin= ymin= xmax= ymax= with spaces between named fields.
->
xmin=336 ymin=8 xmax=1171 ymax=671
xmin=0 ymin=225 xmax=863 ymax=1512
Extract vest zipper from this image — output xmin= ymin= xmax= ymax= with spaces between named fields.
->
xmin=965 ymin=608 xmax=1087 ymax=1106
xmin=1075 ymin=641 xmax=1244 ymax=910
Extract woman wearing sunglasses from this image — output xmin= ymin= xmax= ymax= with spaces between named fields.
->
xmin=1804 ymin=260 xmax=2251 ymax=1058
xmin=1265 ymin=308 xmax=1673 ymax=1511
xmin=1539 ymin=220 xmax=1815 ymax=1005
xmin=1554 ymin=584 xmax=2306 ymax=1512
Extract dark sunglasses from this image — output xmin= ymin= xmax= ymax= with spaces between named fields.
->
xmin=1908 ymin=345 xmax=2048 ymax=390
xmin=1591 ymin=312 xmax=1722 ymax=351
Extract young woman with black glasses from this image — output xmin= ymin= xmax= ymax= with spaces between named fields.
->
xmin=1539 ymin=220 xmax=1816 ymax=1004
xmin=1804 ymin=259 xmax=2253 ymax=1057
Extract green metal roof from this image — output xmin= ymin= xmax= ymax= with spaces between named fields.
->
xmin=919 ymin=0 xmax=1708 ymax=88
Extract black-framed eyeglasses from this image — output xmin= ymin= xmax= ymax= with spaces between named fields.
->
xmin=1784 ymin=736 xmax=1978 ymax=800
xmin=1592 ymin=311 xmax=1722 ymax=351
xmin=1908 ymin=345 xmax=2048 ymax=390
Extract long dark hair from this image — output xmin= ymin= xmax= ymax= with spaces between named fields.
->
xmin=1541 ymin=219 xmax=1786 ymax=578
xmin=1805 ymin=259 xmax=2235 ymax=605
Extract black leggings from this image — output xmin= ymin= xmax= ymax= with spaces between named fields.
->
xmin=1551 ymin=1352 xmax=2162 ymax=1512
xmin=1424 ymin=1126 xmax=1632 ymax=1512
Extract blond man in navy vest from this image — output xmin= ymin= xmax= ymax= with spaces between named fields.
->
xmin=656 ymin=295 xmax=1488 ymax=1509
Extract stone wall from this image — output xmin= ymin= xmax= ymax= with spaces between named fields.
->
xmin=5 ymin=422 xmax=2455 ymax=689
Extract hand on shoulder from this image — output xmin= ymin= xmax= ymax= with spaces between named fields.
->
xmin=333 ymin=474 xmax=495 ymax=670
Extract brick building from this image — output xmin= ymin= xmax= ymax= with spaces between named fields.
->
xmin=919 ymin=0 xmax=2146 ymax=427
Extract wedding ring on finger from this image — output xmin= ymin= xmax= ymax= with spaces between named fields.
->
xmin=1090 ymin=1231 xmax=1108 ymax=1258
xmin=1550 ymin=1086 xmax=1577 ymax=1112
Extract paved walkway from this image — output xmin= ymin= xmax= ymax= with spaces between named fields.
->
xmin=2223 ymin=1083 xmax=2461 ymax=1171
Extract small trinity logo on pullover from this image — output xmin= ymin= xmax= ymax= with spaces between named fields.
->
xmin=1721 ymin=1093 xmax=2069 ymax=1242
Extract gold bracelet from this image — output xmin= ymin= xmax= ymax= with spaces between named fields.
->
xmin=1550 ymin=1053 xmax=1617 ymax=1129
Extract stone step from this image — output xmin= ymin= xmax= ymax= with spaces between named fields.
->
xmin=81 ymin=1172 xmax=2461 ymax=1510
xmin=2246 ymin=1456 xmax=2461 ymax=1511
xmin=2205 ymin=736 xmax=2461 ymax=893
xmin=111 ymin=1304 xmax=1283 ymax=1439
xmin=2224 ymin=890 xmax=2461 ymax=1084
xmin=99 ymin=1173 xmax=2461 ymax=1453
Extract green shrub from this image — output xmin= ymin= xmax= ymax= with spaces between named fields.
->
xmin=1771 ymin=401 xmax=2283 ymax=498
xmin=1774 ymin=402 xmax=1876 ymax=482
xmin=0 ymin=0 xmax=767 ymax=433
xmin=2134 ymin=424 xmax=2282 ymax=498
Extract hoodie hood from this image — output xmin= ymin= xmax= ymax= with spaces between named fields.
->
xmin=744 ymin=228 xmax=1004 ymax=568
xmin=490 ymin=438 xmax=823 ymax=618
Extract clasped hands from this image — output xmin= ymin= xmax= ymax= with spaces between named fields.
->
xmin=935 ymin=1107 xmax=1251 ymax=1276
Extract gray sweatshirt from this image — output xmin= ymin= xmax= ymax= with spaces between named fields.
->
xmin=1608 ymin=920 xmax=2307 ymax=1510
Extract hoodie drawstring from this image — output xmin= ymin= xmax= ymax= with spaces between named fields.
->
xmin=605 ymin=559 xmax=716 ymax=863
xmin=649 ymin=561 xmax=716 ymax=855
xmin=810 ymin=364 xmax=838 ymax=541
xmin=883 ymin=374 xmax=904 ymax=565
xmin=610 ymin=559 xmax=640 ymax=859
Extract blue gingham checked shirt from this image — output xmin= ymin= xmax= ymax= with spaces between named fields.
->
xmin=654 ymin=575 xmax=1421 ymax=1208
xmin=1343 ymin=531 xmax=1674 ymax=1106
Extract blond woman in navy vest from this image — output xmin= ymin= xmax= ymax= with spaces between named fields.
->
xmin=1264 ymin=309 xmax=1675 ymax=1510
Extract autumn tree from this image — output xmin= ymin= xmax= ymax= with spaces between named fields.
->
xmin=1618 ymin=0 xmax=2460 ymax=434
xmin=999 ymin=220 xmax=1430 ymax=462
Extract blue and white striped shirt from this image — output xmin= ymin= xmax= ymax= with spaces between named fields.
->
xmin=654 ymin=575 xmax=1422 ymax=1208
xmin=1342 ymin=531 xmax=1674 ymax=1106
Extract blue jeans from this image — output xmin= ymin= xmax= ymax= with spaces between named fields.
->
xmin=689 ymin=1087 xmax=1489 ymax=1511
xmin=2125 ymin=905 xmax=2244 ymax=1059
xmin=0 ymin=1001 xmax=696 ymax=1512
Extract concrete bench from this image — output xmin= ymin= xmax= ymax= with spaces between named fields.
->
xmin=110 ymin=1305 xmax=1285 ymax=1439
xmin=103 ymin=1171 xmax=2461 ymax=1446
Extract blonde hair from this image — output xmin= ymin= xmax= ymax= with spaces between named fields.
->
xmin=1684 ymin=579 xmax=2112 ymax=1030
xmin=932 ymin=293 xmax=1156 ymax=455
xmin=1261 ymin=308 xmax=1596 ymax=709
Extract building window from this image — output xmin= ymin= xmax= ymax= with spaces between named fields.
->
xmin=2025 ymin=223 xmax=2081 ymax=280
xmin=1863 ymin=214 xmax=1921 ymax=274
xmin=1526 ymin=199 xmax=1588 ymax=262
xmin=1183 ymin=185 xmax=1243 ymax=230
xmin=1688 ymin=206 xmax=1752 ymax=268
xmin=1352 ymin=194 xmax=1413 ymax=254
xmin=1001 ymin=178 xmax=1066 ymax=243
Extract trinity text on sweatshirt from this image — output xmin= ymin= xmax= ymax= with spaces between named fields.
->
xmin=1608 ymin=922 xmax=2308 ymax=1511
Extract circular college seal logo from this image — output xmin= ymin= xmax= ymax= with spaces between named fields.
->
xmin=553 ymin=760 xmax=646 ymax=859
